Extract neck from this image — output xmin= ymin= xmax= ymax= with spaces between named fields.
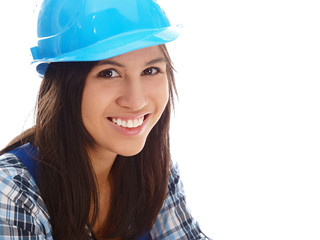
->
xmin=87 ymin=146 xmax=117 ymax=236
xmin=87 ymin=145 xmax=117 ymax=188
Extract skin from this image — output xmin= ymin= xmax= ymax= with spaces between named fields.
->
xmin=81 ymin=45 xmax=170 ymax=235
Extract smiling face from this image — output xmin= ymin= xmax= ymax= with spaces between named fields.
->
xmin=81 ymin=46 xmax=169 ymax=158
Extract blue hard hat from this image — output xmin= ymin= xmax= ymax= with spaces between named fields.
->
xmin=31 ymin=0 xmax=181 ymax=75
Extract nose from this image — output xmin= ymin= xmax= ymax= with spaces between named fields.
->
xmin=116 ymin=77 xmax=148 ymax=110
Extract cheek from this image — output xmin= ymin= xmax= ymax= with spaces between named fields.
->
xmin=160 ymin=79 xmax=170 ymax=110
xmin=149 ymin=77 xmax=170 ymax=109
xmin=81 ymin=84 xmax=112 ymax=128
xmin=81 ymin=87 xmax=97 ymax=124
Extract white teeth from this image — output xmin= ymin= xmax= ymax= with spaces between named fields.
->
xmin=111 ymin=116 xmax=145 ymax=128
xmin=139 ymin=117 xmax=143 ymax=125
xmin=121 ymin=120 xmax=127 ymax=128
xmin=127 ymin=120 xmax=133 ymax=128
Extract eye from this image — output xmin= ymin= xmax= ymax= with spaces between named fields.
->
xmin=97 ymin=69 xmax=120 ymax=78
xmin=142 ymin=67 xmax=160 ymax=76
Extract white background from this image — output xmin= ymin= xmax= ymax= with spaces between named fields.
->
xmin=1 ymin=1 xmax=320 ymax=239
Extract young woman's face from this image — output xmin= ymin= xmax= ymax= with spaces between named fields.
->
xmin=81 ymin=46 xmax=169 ymax=157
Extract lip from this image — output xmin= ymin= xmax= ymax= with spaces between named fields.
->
xmin=106 ymin=113 xmax=150 ymax=136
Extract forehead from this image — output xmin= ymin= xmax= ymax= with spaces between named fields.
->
xmin=104 ymin=45 xmax=164 ymax=64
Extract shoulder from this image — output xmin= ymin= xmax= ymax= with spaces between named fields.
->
xmin=167 ymin=161 xmax=184 ymax=195
xmin=0 ymin=153 xmax=53 ymax=239
xmin=150 ymin=162 xmax=211 ymax=240
xmin=0 ymin=152 xmax=39 ymax=202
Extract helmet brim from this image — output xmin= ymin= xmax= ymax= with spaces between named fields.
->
xmin=34 ymin=25 xmax=182 ymax=76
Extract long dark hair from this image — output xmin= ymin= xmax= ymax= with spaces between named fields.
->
xmin=1 ymin=45 xmax=177 ymax=239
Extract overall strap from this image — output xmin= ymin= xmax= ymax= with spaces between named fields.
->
xmin=8 ymin=143 xmax=39 ymax=185
xmin=137 ymin=232 xmax=150 ymax=240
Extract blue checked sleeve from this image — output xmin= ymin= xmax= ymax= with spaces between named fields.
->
xmin=150 ymin=162 xmax=211 ymax=240
xmin=0 ymin=153 xmax=53 ymax=240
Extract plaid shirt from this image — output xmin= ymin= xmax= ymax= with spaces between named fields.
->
xmin=0 ymin=152 xmax=210 ymax=239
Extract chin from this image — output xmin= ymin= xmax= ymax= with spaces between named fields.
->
xmin=118 ymin=146 xmax=145 ymax=157
xmin=115 ymin=139 xmax=147 ymax=157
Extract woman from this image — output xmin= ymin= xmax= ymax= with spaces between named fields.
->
xmin=0 ymin=0 xmax=209 ymax=239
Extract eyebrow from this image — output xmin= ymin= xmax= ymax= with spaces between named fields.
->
xmin=96 ymin=60 xmax=125 ymax=67
xmin=145 ymin=57 xmax=168 ymax=66
xmin=96 ymin=57 xmax=167 ymax=67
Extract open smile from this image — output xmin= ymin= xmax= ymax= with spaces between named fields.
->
xmin=107 ymin=114 xmax=150 ymax=129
